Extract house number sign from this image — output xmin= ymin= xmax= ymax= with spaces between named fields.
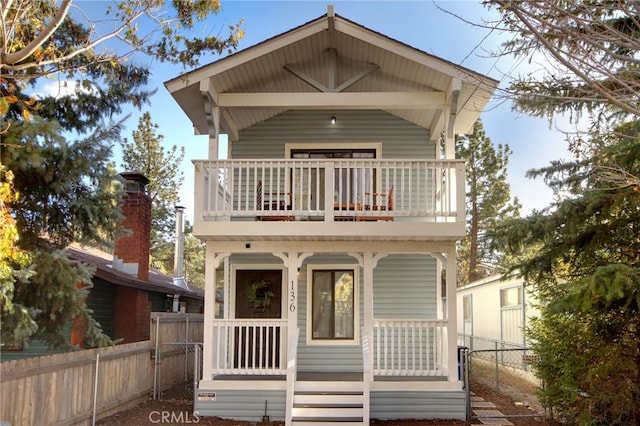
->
xmin=289 ymin=280 xmax=296 ymax=312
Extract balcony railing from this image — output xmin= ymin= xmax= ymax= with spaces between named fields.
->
xmin=194 ymin=159 xmax=465 ymax=223
xmin=373 ymin=319 xmax=447 ymax=376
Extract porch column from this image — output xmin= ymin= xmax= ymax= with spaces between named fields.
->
xmin=202 ymin=244 xmax=217 ymax=380
xmin=208 ymin=106 xmax=220 ymax=160
xmin=200 ymin=78 xmax=221 ymax=160
xmin=285 ymin=251 xmax=299 ymax=426
xmin=435 ymin=255 xmax=444 ymax=319
xmin=362 ymin=252 xmax=373 ymax=425
xmin=445 ymin=244 xmax=459 ymax=382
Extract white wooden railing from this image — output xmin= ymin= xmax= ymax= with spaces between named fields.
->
xmin=194 ymin=159 xmax=465 ymax=222
xmin=212 ymin=319 xmax=287 ymax=375
xmin=372 ymin=319 xmax=447 ymax=376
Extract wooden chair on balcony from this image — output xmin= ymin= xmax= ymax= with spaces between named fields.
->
xmin=256 ymin=180 xmax=294 ymax=221
xmin=356 ymin=186 xmax=394 ymax=221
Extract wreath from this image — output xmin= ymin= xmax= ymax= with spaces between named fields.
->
xmin=245 ymin=280 xmax=275 ymax=313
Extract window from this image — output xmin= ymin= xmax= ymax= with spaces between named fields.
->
xmin=286 ymin=143 xmax=382 ymax=209
xmin=500 ymin=286 xmax=522 ymax=308
xmin=308 ymin=267 xmax=358 ymax=344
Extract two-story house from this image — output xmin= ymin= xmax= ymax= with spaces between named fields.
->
xmin=165 ymin=6 xmax=497 ymax=424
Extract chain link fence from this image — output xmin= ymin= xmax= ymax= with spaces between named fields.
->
xmin=459 ymin=335 xmax=545 ymax=422
xmin=151 ymin=313 xmax=204 ymax=402
xmin=459 ymin=335 xmax=537 ymax=391
xmin=154 ymin=342 xmax=203 ymax=401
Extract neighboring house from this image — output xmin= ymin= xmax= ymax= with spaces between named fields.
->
xmin=457 ymin=274 xmax=540 ymax=349
xmin=0 ymin=172 xmax=203 ymax=361
xmin=165 ymin=6 xmax=497 ymax=424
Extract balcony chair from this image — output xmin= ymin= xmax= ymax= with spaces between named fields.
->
xmin=356 ymin=186 xmax=394 ymax=221
xmin=256 ymin=180 xmax=294 ymax=221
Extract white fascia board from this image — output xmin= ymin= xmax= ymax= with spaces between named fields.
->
xmin=165 ymin=18 xmax=328 ymax=93
xmin=218 ymin=91 xmax=445 ymax=109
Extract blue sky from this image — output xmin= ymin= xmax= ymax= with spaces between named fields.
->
xmin=62 ymin=1 xmax=572 ymax=222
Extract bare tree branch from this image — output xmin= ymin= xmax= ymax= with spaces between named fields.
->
xmin=493 ymin=0 xmax=640 ymax=118
xmin=1 ymin=0 xmax=71 ymax=66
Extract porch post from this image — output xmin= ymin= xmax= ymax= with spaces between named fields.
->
xmin=435 ymin=255 xmax=443 ymax=319
xmin=445 ymin=244 xmax=459 ymax=382
xmin=199 ymin=78 xmax=221 ymax=160
xmin=285 ymin=251 xmax=299 ymax=425
xmin=202 ymin=244 xmax=217 ymax=381
xmin=287 ymin=251 xmax=299 ymax=342
xmin=362 ymin=252 xmax=373 ymax=425
xmin=324 ymin=162 xmax=334 ymax=222
xmin=207 ymin=106 xmax=220 ymax=160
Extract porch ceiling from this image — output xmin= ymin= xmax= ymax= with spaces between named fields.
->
xmin=165 ymin=9 xmax=498 ymax=139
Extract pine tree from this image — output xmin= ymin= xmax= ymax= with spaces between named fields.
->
xmin=0 ymin=113 xmax=125 ymax=347
xmin=481 ymin=2 xmax=640 ymax=421
xmin=495 ymin=121 xmax=640 ymax=424
xmin=0 ymin=1 xmax=242 ymax=348
xmin=456 ymin=120 xmax=520 ymax=285
xmin=151 ymin=221 xmax=205 ymax=289
xmin=120 ymin=112 xmax=185 ymax=249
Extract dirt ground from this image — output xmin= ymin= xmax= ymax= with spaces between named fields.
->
xmin=97 ymin=378 xmax=560 ymax=426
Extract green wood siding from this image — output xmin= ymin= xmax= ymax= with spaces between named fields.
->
xmin=87 ymin=278 xmax=116 ymax=338
xmin=233 ymin=110 xmax=434 ymax=160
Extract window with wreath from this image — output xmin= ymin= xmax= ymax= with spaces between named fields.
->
xmin=310 ymin=269 xmax=355 ymax=341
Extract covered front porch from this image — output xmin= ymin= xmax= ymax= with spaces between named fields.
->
xmin=197 ymin=242 xmax=462 ymax=424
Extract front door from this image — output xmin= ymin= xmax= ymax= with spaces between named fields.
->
xmin=234 ymin=270 xmax=283 ymax=368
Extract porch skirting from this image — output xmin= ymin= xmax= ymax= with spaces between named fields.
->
xmin=195 ymin=376 xmax=465 ymax=423
xmin=195 ymin=388 xmax=286 ymax=422
xmin=370 ymin=389 xmax=466 ymax=420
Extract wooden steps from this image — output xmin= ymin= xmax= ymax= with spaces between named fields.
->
xmin=291 ymin=380 xmax=365 ymax=425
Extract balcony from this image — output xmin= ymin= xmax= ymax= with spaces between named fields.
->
xmin=193 ymin=159 xmax=465 ymax=241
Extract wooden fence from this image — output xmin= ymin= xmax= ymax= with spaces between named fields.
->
xmin=0 ymin=313 xmax=204 ymax=425
xmin=0 ymin=341 xmax=152 ymax=426
xmin=150 ymin=312 xmax=204 ymax=345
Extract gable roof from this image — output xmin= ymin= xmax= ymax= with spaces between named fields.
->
xmin=67 ymin=243 xmax=204 ymax=299
xmin=165 ymin=7 xmax=499 ymax=140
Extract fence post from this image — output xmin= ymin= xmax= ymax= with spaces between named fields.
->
xmin=92 ymin=353 xmax=100 ymax=426
xmin=464 ymin=348 xmax=471 ymax=421
xmin=185 ymin=315 xmax=189 ymax=381
xmin=153 ymin=315 xmax=161 ymax=400
xmin=194 ymin=344 xmax=201 ymax=410
xmin=494 ymin=341 xmax=500 ymax=392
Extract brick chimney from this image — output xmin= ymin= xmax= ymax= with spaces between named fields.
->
xmin=114 ymin=172 xmax=151 ymax=281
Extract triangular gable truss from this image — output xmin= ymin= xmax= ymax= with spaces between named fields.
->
xmin=165 ymin=6 xmax=498 ymax=151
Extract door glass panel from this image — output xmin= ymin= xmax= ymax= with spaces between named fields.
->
xmin=291 ymin=149 xmax=376 ymax=207
xmin=311 ymin=270 xmax=354 ymax=340
xmin=312 ymin=271 xmax=333 ymax=338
